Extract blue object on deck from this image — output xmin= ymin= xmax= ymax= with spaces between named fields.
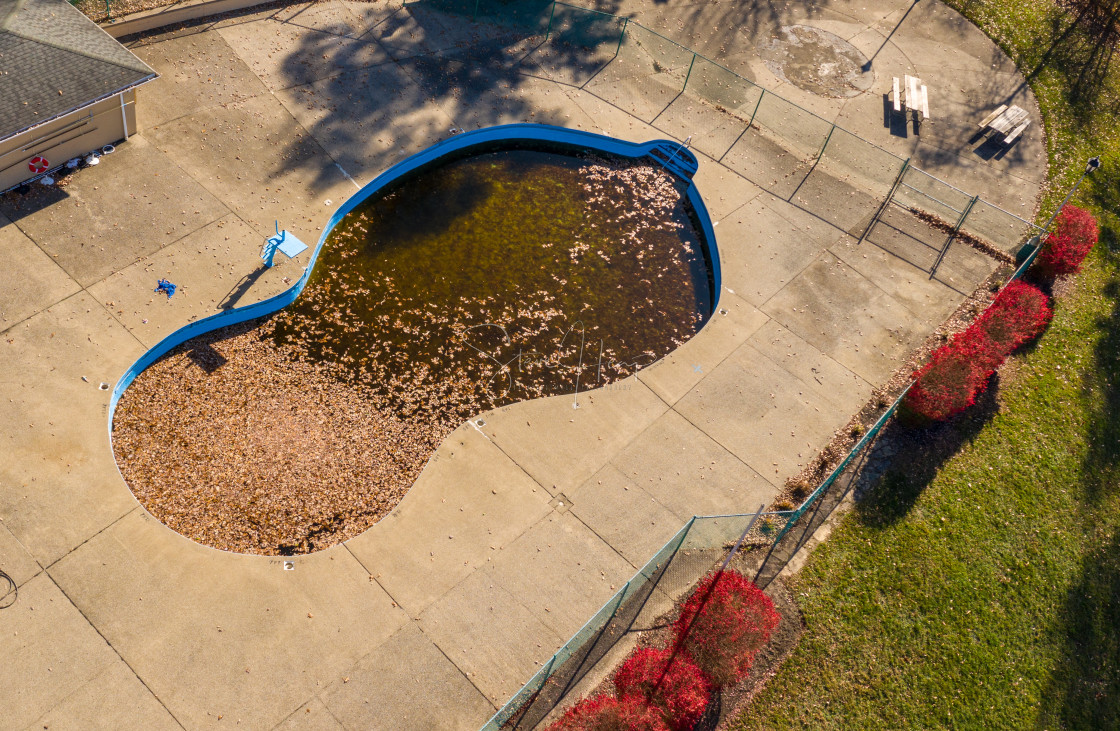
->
xmin=276 ymin=231 xmax=309 ymax=258
xmin=154 ymin=279 xmax=176 ymax=298
xmin=262 ymin=222 xmax=310 ymax=267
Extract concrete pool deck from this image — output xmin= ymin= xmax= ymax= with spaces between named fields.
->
xmin=0 ymin=0 xmax=1046 ymax=727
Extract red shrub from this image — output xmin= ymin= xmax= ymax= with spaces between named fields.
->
xmin=901 ymin=326 xmax=998 ymax=424
xmin=1034 ymin=204 xmax=1099 ymax=278
xmin=613 ymin=648 xmax=710 ymax=731
xmin=974 ymin=280 xmax=1053 ymax=355
xmin=904 ymin=281 xmax=1054 ymax=424
xmin=672 ymin=570 xmax=780 ymax=688
xmin=545 ymin=694 xmax=669 ymax=731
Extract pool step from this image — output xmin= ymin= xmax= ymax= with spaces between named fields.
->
xmin=648 ymin=142 xmax=699 ymax=180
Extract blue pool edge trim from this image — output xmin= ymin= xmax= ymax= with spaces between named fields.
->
xmin=108 ymin=123 xmax=722 ymax=428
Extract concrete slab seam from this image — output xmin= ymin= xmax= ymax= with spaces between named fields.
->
xmin=667 ymin=404 xmax=783 ymax=492
xmin=44 ymin=569 xmax=187 ymax=729
xmin=270 ymin=688 xmax=346 ymax=731
xmin=341 ymin=542 xmax=408 ymax=616
xmin=820 ymin=240 xmax=952 ymax=323
xmin=422 ymin=625 xmax=501 ymax=716
xmin=564 ymin=505 xmax=649 ymax=573
xmin=418 ymin=548 xmax=562 ymax=704
xmin=333 ymin=542 xmax=498 ymax=716
xmin=43 ymin=507 xmax=141 ymax=575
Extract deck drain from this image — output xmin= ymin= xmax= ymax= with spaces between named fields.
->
xmin=99 ymin=382 xmax=110 ymax=390
xmin=283 ymin=561 xmax=295 ymax=571
xmin=548 ymin=493 xmax=572 ymax=513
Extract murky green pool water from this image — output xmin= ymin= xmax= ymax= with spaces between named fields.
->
xmin=114 ymin=146 xmax=715 ymax=554
xmin=271 ymin=147 xmax=713 ymax=425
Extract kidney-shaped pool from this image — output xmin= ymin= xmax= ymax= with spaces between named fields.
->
xmin=112 ymin=125 xmax=719 ymax=555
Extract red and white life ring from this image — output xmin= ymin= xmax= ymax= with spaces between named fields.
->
xmin=28 ymin=156 xmax=49 ymax=174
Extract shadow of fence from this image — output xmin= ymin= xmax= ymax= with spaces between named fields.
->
xmin=408 ymin=0 xmax=1043 ymax=277
xmin=390 ymin=2 xmax=1060 ymax=727
xmin=482 ymin=510 xmax=787 ymax=730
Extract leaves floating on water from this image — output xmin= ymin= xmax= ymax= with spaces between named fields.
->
xmin=114 ymin=150 xmax=714 ymax=555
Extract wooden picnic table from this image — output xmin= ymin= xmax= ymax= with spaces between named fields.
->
xmin=984 ymin=104 xmax=1028 ymax=134
xmin=892 ymin=74 xmax=929 ymax=120
xmin=978 ymin=104 xmax=1030 ymax=144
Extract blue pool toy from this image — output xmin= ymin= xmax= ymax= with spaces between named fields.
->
xmin=154 ymin=279 xmax=176 ymax=298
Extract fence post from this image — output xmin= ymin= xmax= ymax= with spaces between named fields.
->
xmin=857 ymin=157 xmax=909 ymax=246
xmin=817 ymin=123 xmax=836 ymax=159
xmin=615 ymin=16 xmax=628 ymax=55
xmin=770 ymin=505 xmax=802 ymax=546
xmin=682 ymin=52 xmax=697 ymax=90
xmin=954 ymin=194 xmax=979 ymax=232
xmin=679 ymin=515 xmax=696 ymax=545
xmin=668 ymin=516 xmax=696 ymax=573
xmin=930 ymin=194 xmax=978 ymax=278
xmin=1010 ymin=234 xmax=1043 ymax=281
xmin=717 ymin=507 xmax=765 ymax=573
xmin=544 ymin=0 xmax=557 ymax=41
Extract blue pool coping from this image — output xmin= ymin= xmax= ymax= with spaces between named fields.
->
xmin=108 ymin=123 xmax=722 ymax=427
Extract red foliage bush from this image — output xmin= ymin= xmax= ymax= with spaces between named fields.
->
xmin=613 ymin=648 xmax=710 ymax=731
xmin=545 ymin=694 xmax=669 ymax=731
xmin=974 ymin=280 xmax=1053 ymax=355
xmin=903 ymin=280 xmax=1054 ymax=424
xmin=901 ymin=326 xmax=998 ymax=424
xmin=1034 ymin=204 xmax=1099 ymax=278
xmin=672 ymin=570 xmax=780 ymax=688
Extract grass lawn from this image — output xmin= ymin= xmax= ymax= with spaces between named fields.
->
xmin=733 ymin=1 xmax=1120 ymax=729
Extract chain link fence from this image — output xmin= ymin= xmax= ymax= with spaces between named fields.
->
xmin=420 ymin=0 xmax=1045 ymax=269
xmin=475 ymin=210 xmax=1051 ymax=729
xmin=76 ymin=0 xmax=1045 ymax=273
xmin=370 ymin=2 xmax=1058 ymax=728
xmin=476 ymin=386 xmax=915 ymax=730
xmin=479 ymin=509 xmax=795 ymax=731
xmin=477 ymin=385 xmax=912 ymax=730
xmin=83 ymin=0 xmax=1051 ymax=722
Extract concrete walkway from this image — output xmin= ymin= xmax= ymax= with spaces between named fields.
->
xmin=0 ymin=0 xmax=1045 ymax=728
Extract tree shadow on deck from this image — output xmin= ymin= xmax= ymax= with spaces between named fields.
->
xmin=271 ymin=0 xmax=635 ymax=192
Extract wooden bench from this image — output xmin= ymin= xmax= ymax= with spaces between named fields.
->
xmin=1004 ymin=119 xmax=1030 ymax=145
xmin=978 ymin=104 xmax=1008 ymax=129
xmin=906 ymin=75 xmax=929 ymax=120
xmin=893 ymin=75 xmax=929 ymax=120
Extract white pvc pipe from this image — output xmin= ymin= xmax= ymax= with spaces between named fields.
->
xmin=120 ymin=93 xmax=129 ymax=139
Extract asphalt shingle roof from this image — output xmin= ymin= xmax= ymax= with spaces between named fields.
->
xmin=0 ymin=0 xmax=155 ymax=141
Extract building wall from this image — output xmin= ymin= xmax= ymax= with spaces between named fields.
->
xmin=0 ymin=89 xmax=137 ymax=193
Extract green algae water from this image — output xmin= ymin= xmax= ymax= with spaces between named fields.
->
xmin=270 ymin=147 xmax=713 ymax=426
xmin=114 ymin=145 xmax=715 ymax=554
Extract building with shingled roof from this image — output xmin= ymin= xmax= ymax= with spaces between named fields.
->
xmin=0 ymin=0 xmax=155 ymax=191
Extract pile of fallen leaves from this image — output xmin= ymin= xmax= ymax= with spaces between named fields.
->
xmin=113 ymin=153 xmax=710 ymax=555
